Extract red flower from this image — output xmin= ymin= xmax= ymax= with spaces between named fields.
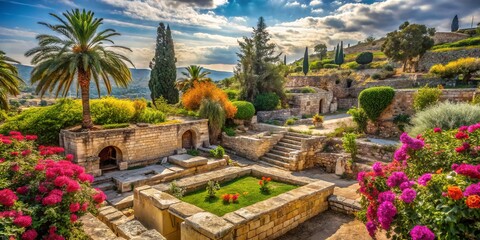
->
xmin=53 ymin=176 xmax=70 ymax=187
xmin=16 ymin=186 xmax=29 ymax=195
xmin=66 ymin=180 xmax=81 ymax=193
xmin=0 ymin=189 xmax=18 ymax=207
xmin=11 ymin=151 xmax=18 ymax=156
xmin=455 ymin=132 xmax=469 ymax=139
xmin=1 ymin=138 xmax=12 ymax=145
xmin=13 ymin=215 xmax=32 ymax=227
xmin=78 ymin=173 xmax=94 ymax=183
xmin=10 ymin=163 xmax=19 ymax=172
xmin=42 ymin=193 xmax=62 ymax=206
xmin=433 ymin=127 xmax=442 ymax=133
xmin=447 ymin=186 xmax=463 ymax=200
xmin=9 ymin=131 xmax=21 ymax=136
xmin=21 ymin=229 xmax=38 ymax=240
xmin=466 ymin=195 xmax=480 ymax=208
xmin=70 ymin=214 xmax=78 ymax=223
xmin=266 ymin=177 xmax=271 ymax=181
xmin=81 ymin=202 xmax=89 ymax=211
xmin=232 ymin=193 xmax=239 ymax=202
xmin=21 ymin=150 xmax=31 ymax=156
xmin=65 ymin=154 xmax=74 ymax=161
xmin=25 ymin=135 xmax=38 ymax=141
xmin=259 ymin=180 xmax=263 ymax=186
xmin=70 ymin=203 xmax=80 ymax=213
xmin=222 ymin=194 xmax=231 ymax=202
xmin=93 ymin=189 xmax=106 ymax=204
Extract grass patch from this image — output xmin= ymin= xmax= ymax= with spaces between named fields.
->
xmin=431 ymin=45 xmax=480 ymax=52
xmin=102 ymin=123 xmax=130 ymax=129
xmin=181 ymin=176 xmax=298 ymax=216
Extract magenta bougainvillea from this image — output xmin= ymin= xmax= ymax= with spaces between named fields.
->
xmin=358 ymin=124 xmax=480 ymax=239
xmin=0 ymin=131 xmax=105 ymax=239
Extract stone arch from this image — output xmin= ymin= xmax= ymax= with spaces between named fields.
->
xmin=95 ymin=142 xmax=128 ymax=169
xmin=97 ymin=146 xmax=122 ymax=171
xmin=177 ymin=126 xmax=201 ymax=149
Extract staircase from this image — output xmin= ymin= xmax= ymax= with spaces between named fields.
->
xmin=260 ymin=132 xmax=311 ymax=170
xmin=92 ymin=175 xmax=116 ymax=192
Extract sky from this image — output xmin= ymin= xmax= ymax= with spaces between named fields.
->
xmin=0 ymin=0 xmax=479 ymax=72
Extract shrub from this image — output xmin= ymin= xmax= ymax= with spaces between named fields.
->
xmin=0 ymin=132 xmax=103 ymax=239
xmin=132 ymin=98 xmax=147 ymax=122
xmin=0 ymin=110 xmax=8 ymax=122
xmin=232 ymin=101 xmax=255 ymax=120
xmin=285 ymin=118 xmax=296 ymax=126
xmin=91 ymin=97 xmax=135 ymax=125
xmin=102 ymin=123 xmax=130 ymax=129
xmin=429 ymin=57 xmax=480 ymax=81
xmin=343 ymin=61 xmax=360 ymax=70
xmin=358 ymin=87 xmax=395 ymax=121
xmin=323 ymin=63 xmax=339 ymax=69
xmin=383 ymin=64 xmax=394 ymax=71
xmin=347 ymin=107 xmax=368 ymax=133
xmin=408 ymin=102 xmax=480 ymax=136
xmin=138 ymin=108 xmax=166 ymax=124
xmin=310 ymin=61 xmax=322 ymax=70
xmin=186 ymin=149 xmax=200 ymax=156
xmin=206 ymin=180 xmax=221 ymax=198
xmin=0 ymin=99 xmax=82 ymax=145
xmin=358 ymin=127 xmax=480 ymax=239
xmin=321 ymin=59 xmax=334 ymax=65
xmin=200 ymin=99 xmax=226 ymax=144
xmin=356 ymin=52 xmax=374 ymax=65
xmin=224 ymin=89 xmax=239 ymax=101
xmin=300 ymin=87 xmax=316 ymax=93
xmin=169 ymin=180 xmax=186 ymax=198
xmin=432 ymin=36 xmax=480 ymax=50
xmin=413 ymin=85 xmax=442 ymax=111
xmin=182 ymin=81 xmax=237 ymax=118
xmin=342 ymin=133 xmax=358 ymax=160
xmin=393 ymin=114 xmax=411 ymax=132
xmin=209 ymin=145 xmax=225 ymax=159
xmin=39 ymin=100 xmax=48 ymax=106
xmin=312 ymin=114 xmax=324 ymax=124
xmin=294 ymin=66 xmax=302 ymax=72
xmin=254 ymin=93 xmax=280 ymax=111
xmin=222 ymin=126 xmax=236 ymax=136
xmin=371 ymin=73 xmax=381 ymax=79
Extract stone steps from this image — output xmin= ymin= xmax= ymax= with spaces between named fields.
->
xmin=259 ymin=156 xmax=291 ymax=170
xmin=263 ymin=152 xmax=294 ymax=163
xmin=273 ymin=145 xmax=299 ymax=153
xmin=285 ymin=132 xmax=312 ymax=139
xmin=277 ymin=141 xmax=302 ymax=150
xmin=280 ymin=138 xmax=302 ymax=145
xmin=93 ymin=175 xmax=114 ymax=185
xmin=283 ymin=135 xmax=307 ymax=142
xmin=270 ymin=149 xmax=291 ymax=157
xmin=94 ymin=181 xmax=116 ymax=192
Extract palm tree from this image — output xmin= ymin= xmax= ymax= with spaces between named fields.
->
xmin=175 ymin=65 xmax=212 ymax=92
xmin=0 ymin=51 xmax=23 ymax=110
xmin=25 ymin=9 xmax=134 ymax=129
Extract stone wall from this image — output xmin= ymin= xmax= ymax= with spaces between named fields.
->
xmin=338 ymin=98 xmax=357 ymax=109
xmin=60 ymin=120 xmax=209 ymax=176
xmin=433 ymin=32 xmax=469 ymax=45
xmin=343 ymin=40 xmax=384 ymax=54
xmin=367 ymin=89 xmax=477 ymax=137
xmin=288 ymin=89 xmax=336 ymax=115
xmin=418 ymin=48 xmax=480 ymax=72
xmin=256 ymin=108 xmax=301 ymax=122
xmin=221 ymin=132 xmax=284 ymax=160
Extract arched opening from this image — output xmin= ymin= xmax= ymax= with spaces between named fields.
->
xmin=98 ymin=146 xmax=120 ymax=171
xmin=319 ymin=99 xmax=324 ymax=114
xmin=182 ymin=130 xmax=194 ymax=149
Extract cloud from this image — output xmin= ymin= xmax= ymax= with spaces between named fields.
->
xmin=311 ymin=8 xmax=324 ymax=14
xmin=103 ymin=19 xmax=156 ymax=30
xmin=0 ymin=27 xmax=37 ymax=38
xmin=100 ymin=0 xmax=250 ymax=32
xmin=4 ymin=1 xmax=52 ymax=9
xmin=310 ymin=0 xmax=322 ymax=6
xmin=57 ymin=0 xmax=79 ymax=7
xmin=285 ymin=1 xmax=301 ymax=7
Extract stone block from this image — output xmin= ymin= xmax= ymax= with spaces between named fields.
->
xmin=185 ymin=212 xmax=234 ymax=239
xmin=168 ymin=154 xmax=208 ymax=168
xmin=168 ymin=202 xmax=205 ymax=220
xmin=119 ymin=161 xmax=128 ymax=170
xmin=117 ymin=220 xmax=147 ymax=239
xmin=80 ymin=213 xmax=118 ymax=240
xmin=130 ymin=229 xmax=166 ymax=240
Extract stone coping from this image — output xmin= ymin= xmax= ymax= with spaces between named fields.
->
xmin=168 ymin=154 xmax=208 ymax=168
xmin=60 ymin=118 xmax=208 ymax=137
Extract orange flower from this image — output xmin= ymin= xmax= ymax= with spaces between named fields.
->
xmin=466 ymin=195 xmax=480 ymax=209
xmin=262 ymin=176 xmax=266 ymax=180
xmin=266 ymin=177 xmax=271 ymax=181
xmin=447 ymin=186 xmax=463 ymax=200
xmin=259 ymin=180 xmax=263 ymax=186
xmin=436 ymin=168 xmax=443 ymax=174
xmin=181 ymin=81 xmax=237 ymax=118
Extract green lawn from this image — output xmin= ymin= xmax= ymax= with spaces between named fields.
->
xmin=181 ymin=176 xmax=298 ymax=216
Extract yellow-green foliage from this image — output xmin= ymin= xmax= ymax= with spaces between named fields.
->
xmin=91 ymin=97 xmax=136 ymax=125
xmin=138 ymin=108 xmax=166 ymax=124
xmin=432 ymin=36 xmax=480 ymax=50
xmin=429 ymin=57 xmax=480 ymax=79
xmin=413 ymin=86 xmax=442 ymax=111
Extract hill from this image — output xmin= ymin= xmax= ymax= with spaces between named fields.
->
xmin=14 ymin=64 xmax=233 ymax=99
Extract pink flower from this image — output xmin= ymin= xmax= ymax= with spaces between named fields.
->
xmin=366 ymin=221 xmax=376 ymax=237
xmin=400 ymin=188 xmax=417 ymax=203
xmin=455 ymin=131 xmax=469 ymax=139
xmin=70 ymin=214 xmax=78 ymax=223
xmin=81 ymin=202 xmax=89 ymax=211
xmin=417 ymin=173 xmax=432 ymax=186
xmin=410 ymin=225 xmax=435 ymax=240
xmin=66 ymin=180 xmax=80 ymax=193
xmin=25 ymin=135 xmax=38 ymax=141
xmin=0 ymin=189 xmax=18 ymax=207
xmin=34 ymin=164 xmax=45 ymax=171
xmin=1 ymin=138 xmax=12 ymax=144
xmin=10 ymin=163 xmax=19 ymax=172
xmin=9 ymin=131 xmax=21 ymax=136
xmin=78 ymin=173 xmax=94 ymax=183
xmin=93 ymin=189 xmax=107 ymax=204
xmin=21 ymin=229 xmax=38 ymax=240
xmin=42 ymin=194 xmax=62 ymax=206
xmin=70 ymin=203 xmax=80 ymax=213
xmin=65 ymin=154 xmax=74 ymax=161
xmin=433 ymin=127 xmax=441 ymax=133
xmin=16 ymin=186 xmax=29 ymax=195
xmin=53 ymin=176 xmax=70 ymax=187
xmin=21 ymin=150 xmax=31 ymax=156
xmin=13 ymin=215 xmax=32 ymax=227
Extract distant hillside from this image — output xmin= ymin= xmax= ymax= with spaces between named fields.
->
xmin=14 ymin=64 xmax=233 ymax=99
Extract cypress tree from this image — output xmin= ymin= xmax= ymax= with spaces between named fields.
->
xmin=284 ymin=55 xmax=287 ymax=65
xmin=338 ymin=41 xmax=344 ymax=66
xmin=334 ymin=43 xmax=340 ymax=65
xmin=303 ymin=47 xmax=309 ymax=76
xmin=149 ymin=23 xmax=179 ymax=104
xmin=451 ymin=15 xmax=459 ymax=32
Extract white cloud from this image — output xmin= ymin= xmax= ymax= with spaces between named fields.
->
xmin=311 ymin=8 xmax=324 ymax=14
xmin=332 ymin=1 xmax=343 ymax=6
xmin=301 ymin=4 xmax=308 ymax=8
xmin=103 ymin=19 xmax=156 ymax=30
xmin=0 ymin=27 xmax=37 ymax=38
xmin=58 ymin=0 xmax=79 ymax=7
xmin=310 ymin=0 xmax=322 ymax=6
xmin=285 ymin=1 xmax=301 ymax=7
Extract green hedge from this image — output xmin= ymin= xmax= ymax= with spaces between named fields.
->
xmin=323 ymin=64 xmax=339 ymax=69
xmin=91 ymin=97 xmax=135 ymax=125
xmin=358 ymin=86 xmax=395 ymax=121
xmin=224 ymin=89 xmax=239 ymax=101
xmin=103 ymin=123 xmax=130 ymax=129
xmin=355 ymin=52 xmax=374 ymax=65
xmin=432 ymin=36 xmax=480 ymax=50
xmin=232 ymin=101 xmax=255 ymax=120
xmin=413 ymin=86 xmax=442 ymax=111
xmin=138 ymin=108 xmax=166 ymax=124
xmin=254 ymin=93 xmax=279 ymax=111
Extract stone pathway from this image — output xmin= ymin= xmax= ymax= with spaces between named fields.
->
xmin=289 ymin=113 xmax=354 ymax=135
xmin=366 ymin=137 xmax=399 ymax=146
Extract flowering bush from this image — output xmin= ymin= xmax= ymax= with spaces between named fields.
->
xmin=358 ymin=124 xmax=480 ymax=239
xmin=221 ymin=193 xmax=239 ymax=204
xmin=181 ymin=81 xmax=237 ymax=118
xmin=222 ymin=194 xmax=231 ymax=203
xmin=0 ymin=131 xmax=105 ymax=239
xmin=259 ymin=177 xmax=271 ymax=194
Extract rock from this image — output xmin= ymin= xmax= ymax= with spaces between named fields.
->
xmin=168 ymin=154 xmax=208 ymax=168
xmin=184 ymin=212 xmax=234 ymax=239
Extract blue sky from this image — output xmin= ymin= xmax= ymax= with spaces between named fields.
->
xmin=0 ymin=0 xmax=479 ymax=71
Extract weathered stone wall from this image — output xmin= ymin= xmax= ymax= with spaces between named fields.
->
xmin=418 ymin=48 xmax=480 ymax=71
xmin=296 ymin=136 xmax=329 ymax=170
xmin=433 ymin=32 xmax=469 ymax=45
xmin=368 ymin=89 xmax=477 ymax=137
xmin=288 ymin=89 xmax=336 ymax=115
xmin=343 ymin=40 xmax=384 ymax=54
xmin=60 ymin=120 xmax=209 ymax=176
xmin=338 ymin=98 xmax=357 ymax=109
xmin=256 ymin=108 xmax=301 ymax=122
xmin=221 ymin=132 xmax=284 ymax=160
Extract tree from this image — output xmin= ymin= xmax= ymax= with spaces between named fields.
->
xmin=381 ymin=21 xmax=435 ymax=72
xmin=284 ymin=55 xmax=287 ymax=65
xmin=0 ymin=51 xmax=23 ymax=110
xmin=356 ymin=52 xmax=373 ymax=65
xmin=314 ymin=43 xmax=327 ymax=60
xmin=365 ymin=36 xmax=376 ymax=44
xmin=334 ymin=43 xmax=340 ymax=65
xmin=235 ymin=17 xmax=284 ymax=103
xmin=303 ymin=47 xmax=309 ymax=76
xmin=25 ymin=9 xmax=133 ymax=129
xmin=175 ymin=65 xmax=212 ymax=92
xmin=149 ymin=23 xmax=179 ymax=105
xmin=335 ymin=41 xmax=344 ymax=66
xmin=451 ymin=15 xmax=459 ymax=32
